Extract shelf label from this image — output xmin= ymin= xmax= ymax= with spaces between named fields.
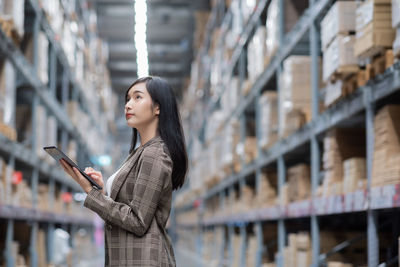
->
xmin=353 ymin=190 xmax=367 ymax=211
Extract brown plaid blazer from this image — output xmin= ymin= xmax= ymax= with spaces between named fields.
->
xmin=84 ymin=135 xmax=176 ymax=266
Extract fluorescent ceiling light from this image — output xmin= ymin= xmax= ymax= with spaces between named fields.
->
xmin=134 ymin=0 xmax=149 ymax=77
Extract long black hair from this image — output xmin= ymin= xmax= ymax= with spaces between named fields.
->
xmin=124 ymin=76 xmax=188 ymax=190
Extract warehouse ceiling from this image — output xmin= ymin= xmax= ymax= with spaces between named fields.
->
xmin=91 ymin=0 xmax=210 ymax=154
xmin=93 ymin=0 xmax=209 ymax=99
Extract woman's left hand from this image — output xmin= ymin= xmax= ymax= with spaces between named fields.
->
xmin=59 ymin=159 xmax=92 ymax=194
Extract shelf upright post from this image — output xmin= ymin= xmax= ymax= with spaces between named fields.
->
xmin=277 ymin=155 xmax=286 ymax=267
xmin=276 ymin=0 xmax=286 ymax=259
xmin=47 ymin=176 xmax=55 ymax=264
xmin=240 ymin=221 xmax=247 ymax=267
xmin=49 ymin=44 xmax=57 ymax=96
xmin=364 ymin=86 xmax=378 ymax=266
xmin=5 ymin=153 xmax=16 ymax=267
xmin=219 ymin=190 xmax=226 ymax=265
xmin=30 ymin=220 xmax=39 ymax=267
xmin=5 ymin=219 xmax=14 ymax=267
xmin=227 ymin=186 xmax=235 ymax=266
xmin=255 ymin=87 xmax=264 ymax=266
xmin=309 ymin=0 xmax=321 ymax=266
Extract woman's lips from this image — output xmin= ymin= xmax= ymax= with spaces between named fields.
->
xmin=126 ymin=114 xmax=134 ymax=118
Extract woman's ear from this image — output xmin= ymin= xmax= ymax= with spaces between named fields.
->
xmin=154 ymin=104 xmax=160 ymax=116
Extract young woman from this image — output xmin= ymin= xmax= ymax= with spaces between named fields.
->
xmin=59 ymin=76 xmax=188 ymax=267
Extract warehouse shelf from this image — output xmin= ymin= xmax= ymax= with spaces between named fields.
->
xmin=0 ymin=134 xmax=80 ymax=191
xmin=190 ymin=0 xmax=330 ymax=145
xmin=0 ymin=1 xmax=113 ymax=266
xmin=0 ymin=27 xmax=95 ymax=160
xmin=0 ymin=205 xmax=93 ymax=226
xmin=178 ymin=61 xmax=400 ymax=210
xmin=27 ymin=0 xmax=105 ymax=137
xmin=181 ymin=182 xmax=400 ymax=227
xmin=175 ymin=0 xmax=400 ymax=266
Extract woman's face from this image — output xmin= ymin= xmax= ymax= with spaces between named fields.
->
xmin=125 ymin=82 xmax=159 ymax=129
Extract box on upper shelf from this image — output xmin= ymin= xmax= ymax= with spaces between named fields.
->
xmin=321 ymin=1 xmax=357 ymax=52
xmin=0 ymin=0 xmax=25 ymax=39
xmin=355 ymin=0 xmax=395 ymax=59
xmin=259 ymin=91 xmax=278 ymax=150
xmin=287 ymin=164 xmax=310 ymax=203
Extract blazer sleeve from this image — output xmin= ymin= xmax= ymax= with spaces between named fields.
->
xmin=83 ymin=146 xmax=172 ymax=236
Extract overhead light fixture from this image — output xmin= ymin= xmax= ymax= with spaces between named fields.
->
xmin=134 ymin=0 xmax=149 ymax=77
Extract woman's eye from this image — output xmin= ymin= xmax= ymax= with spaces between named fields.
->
xmin=135 ymin=95 xmax=141 ymax=99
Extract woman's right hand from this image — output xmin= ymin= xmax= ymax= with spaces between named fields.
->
xmin=84 ymin=167 xmax=106 ymax=194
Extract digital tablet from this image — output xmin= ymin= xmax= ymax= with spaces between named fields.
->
xmin=43 ymin=146 xmax=102 ymax=190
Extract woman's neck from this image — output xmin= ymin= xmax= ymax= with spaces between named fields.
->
xmin=137 ymin=121 xmax=159 ymax=146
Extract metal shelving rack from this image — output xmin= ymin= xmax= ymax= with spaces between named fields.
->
xmin=175 ymin=0 xmax=400 ymax=266
xmin=0 ymin=1 xmax=111 ymax=266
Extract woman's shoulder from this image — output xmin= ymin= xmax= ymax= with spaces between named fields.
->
xmin=141 ymin=138 xmax=171 ymax=162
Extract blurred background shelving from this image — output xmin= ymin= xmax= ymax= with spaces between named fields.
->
xmin=173 ymin=0 xmax=400 ymax=266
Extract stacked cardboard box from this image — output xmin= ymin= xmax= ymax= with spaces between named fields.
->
xmin=0 ymin=157 xmax=6 ymax=204
xmin=372 ymin=105 xmax=400 ymax=186
xmin=280 ymin=183 xmax=290 ymax=206
xmin=0 ymin=0 xmax=25 ymax=38
xmin=282 ymin=232 xmax=312 ymax=267
xmin=322 ymin=128 xmax=365 ymax=196
xmin=11 ymin=180 xmax=32 ymax=208
xmin=193 ymin=11 xmax=210 ymax=53
xmin=248 ymin=26 xmax=266 ymax=84
xmin=321 ymin=1 xmax=358 ymax=52
xmin=0 ymin=60 xmax=17 ymax=141
xmin=287 ymin=164 xmax=310 ymax=202
xmin=280 ymin=56 xmax=313 ymax=137
xmin=319 ymin=2 xmax=361 ymax=105
xmin=265 ymin=0 xmax=304 ymax=65
xmin=259 ymin=91 xmax=278 ymax=150
xmin=343 ymin=158 xmax=367 ymax=193
xmin=355 ymin=0 xmax=395 ymax=59
xmin=246 ymin=235 xmax=257 ymax=267
xmin=232 ymin=233 xmax=241 ymax=267
xmin=255 ymin=171 xmax=277 ymax=207
xmin=320 ymin=231 xmax=367 ymax=264
xmin=392 ymin=0 xmax=400 ymax=56
xmin=244 ymin=137 xmax=258 ymax=164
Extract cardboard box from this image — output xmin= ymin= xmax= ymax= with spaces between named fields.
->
xmin=372 ymin=105 xmax=400 ymax=186
xmin=355 ymin=0 xmax=395 ymax=58
xmin=38 ymin=32 xmax=49 ymax=84
xmin=287 ymin=164 xmax=310 ymax=202
xmin=323 ymin=34 xmax=358 ymax=82
xmin=321 ymin=1 xmax=358 ymax=51
xmin=393 ymin=0 xmax=400 ymax=27
xmin=343 ymin=158 xmax=366 ymax=193
xmin=259 ymin=91 xmax=278 ymax=149
xmin=280 ymin=56 xmax=314 ymax=137
xmin=248 ymin=26 xmax=266 ymax=83
xmin=0 ymin=0 xmax=25 ymax=37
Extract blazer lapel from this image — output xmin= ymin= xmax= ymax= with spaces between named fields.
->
xmin=109 ymin=135 xmax=162 ymax=200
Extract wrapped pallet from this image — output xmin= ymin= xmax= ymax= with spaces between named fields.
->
xmin=38 ymin=32 xmax=49 ymax=84
xmin=0 ymin=60 xmax=17 ymax=141
xmin=265 ymin=0 xmax=304 ymax=65
xmin=259 ymin=91 xmax=278 ymax=150
xmin=287 ymin=164 xmax=310 ymax=202
xmin=323 ymin=34 xmax=358 ymax=82
xmin=372 ymin=105 xmax=400 ymax=186
xmin=393 ymin=0 xmax=400 ymax=55
xmin=320 ymin=1 xmax=357 ymax=52
xmin=0 ymin=0 xmax=25 ymax=37
xmin=248 ymin=26 xmax=266 ymax=83
xmin=355 ymin=0 xmax=395 ymax=59
xmin=279 ymin=56 xmax=313 ymax=137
